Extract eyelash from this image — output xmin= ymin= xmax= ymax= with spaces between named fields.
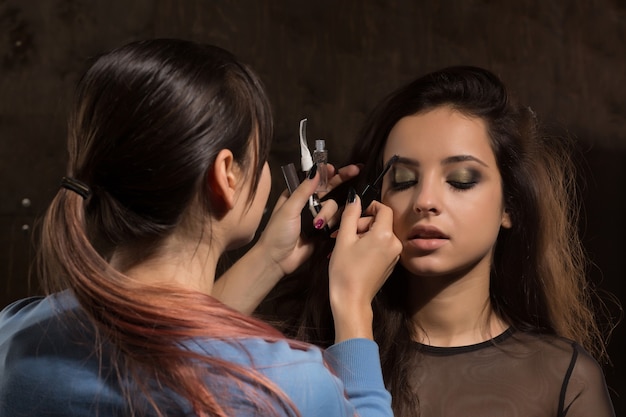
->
xmin=448 ymin=180 xmax=477 ymax=191
xmin=390 ymin=180 xmax=417 ymax=191
xmin=389 ymin=179 xmax=478 ymax=191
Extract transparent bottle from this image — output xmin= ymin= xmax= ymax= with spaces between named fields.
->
xmin=313 ymin=139 xmax=328 ymax=192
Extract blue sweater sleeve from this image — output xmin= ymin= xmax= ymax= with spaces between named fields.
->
xmin=196 ymin=337 xmax=392 ymax=417
xmin=324 ymin=339 xmax=392 ymax=417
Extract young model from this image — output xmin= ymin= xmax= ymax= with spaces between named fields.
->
xmin=265 ymin=66 xmax=615 ymax=417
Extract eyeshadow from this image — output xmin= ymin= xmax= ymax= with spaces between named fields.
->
xmin=392 ymin=165 xmax=416 ymax=183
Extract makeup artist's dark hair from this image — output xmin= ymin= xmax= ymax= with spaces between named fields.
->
xmin=39 ymin=38 xmax=301 ymax=416
xmin=261 ymin=66 xmax=610 ymax=417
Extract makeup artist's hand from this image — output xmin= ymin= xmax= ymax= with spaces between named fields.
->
xmin=257 ymin=163 xmax=360 ymax=275
xmin=213 ymin=163 xmax=360 ymax=314
xmin=329 ymin=191 xmax=401 ymax=342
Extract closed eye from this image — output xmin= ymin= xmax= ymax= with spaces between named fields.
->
xmin=390 ymin=166 xmax=417 ymax=191
xmin=448 ymin=180 xmax=477 ymax=190
xmin=447 ymin=169 xmax=480 ymax=191
xmin=390 ymin=180 xmax=418 ymax=191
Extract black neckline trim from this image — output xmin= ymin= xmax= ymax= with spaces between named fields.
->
xmin=413 ymin=328 xmax=515 ymax=356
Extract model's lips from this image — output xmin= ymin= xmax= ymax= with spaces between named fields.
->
xmin=408 ymin=225 xmax=449 ymax=240
xmin=407 ymin=225 xmax=449 ymax=251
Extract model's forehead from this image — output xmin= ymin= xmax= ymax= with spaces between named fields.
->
xmin=383 ymin=107 xmax=496 ymax=165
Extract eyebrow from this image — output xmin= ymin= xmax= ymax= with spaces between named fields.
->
xmin=395 ymin=154 xmax=489 ymax=168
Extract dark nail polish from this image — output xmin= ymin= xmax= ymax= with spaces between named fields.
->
xmin=314 ymin=219 xmax=325 ymax=229
xmin=347 ymin=187 xmax=356 ymax=204
xmin=307 ymin=164 xmax=318 ymax=180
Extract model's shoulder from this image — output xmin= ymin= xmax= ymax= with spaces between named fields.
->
xmin=504 ymin=330 xmax=600 ymax=369
xmin=508 ymin=330 xmax=577 ymax=351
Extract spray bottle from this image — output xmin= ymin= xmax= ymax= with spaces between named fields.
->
xmin=313 ymin=139 xmax=328 ymax=192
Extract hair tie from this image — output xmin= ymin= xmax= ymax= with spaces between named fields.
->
xmin=60 ymin=177 xmax=91 ymax=199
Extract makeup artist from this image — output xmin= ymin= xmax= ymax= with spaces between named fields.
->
xmin=262 ymin=66 xmax=617 ymax=417
xmin=0 ymin=39 xmax=401 ymax=417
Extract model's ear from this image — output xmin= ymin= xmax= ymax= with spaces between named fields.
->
xmin=207 ymin=149 xmax=240 ymax=211
xmin=501 ymin=209 xmax=512 ymax=229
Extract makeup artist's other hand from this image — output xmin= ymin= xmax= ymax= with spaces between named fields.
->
xmin=256 ymin=164 xmax=360 ymax=276
xmin=213 ymin=170 xmax=319 ymax=314
xmin=255 ymin=165 xmax=319 ymax=276
xmin=329 ymin=190 xmax=401 ymax=342
xmin=214 ymin=164 xmax=361 ymax=314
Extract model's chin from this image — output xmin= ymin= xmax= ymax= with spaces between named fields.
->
xmin=399 ymin=252 xmax=446 ymax=277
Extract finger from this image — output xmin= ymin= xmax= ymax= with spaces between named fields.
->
xmin=362 ymin=200 xmax=395 ymax=231
xmin=329 ymin=164 xmax=360 ymax=188
xmin=312 ymin=198 xmax=339 ymax=230
xmin=354 ymin=216 xmax=375 ymax=234
xmin=318 ymin=164 xmax=361 ymax=198
xmin=332 ymin=217 xmax=375 ymax=238
xmin=335 ymin=188 xmax=362 ymax=241
xmin=328 ymin=200 xmax=343 ymax=228
xmin=326 ymin=205 xmax=345 ymax=230
xmin=270 ymin=188 xmax=290 ymax=215
xmin=280 ymin=165 xmax=320 ymax=215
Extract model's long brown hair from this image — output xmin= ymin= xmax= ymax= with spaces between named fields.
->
xmin=39 ymin=39 xmax=302 ymax=417
xmin=261 ymin=66 xmax=613 ymax=417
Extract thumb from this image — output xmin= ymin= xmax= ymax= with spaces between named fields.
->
xmin=280 ymin=164 xmax=320 ymax=214
xmin=335 ymin=187 xmax=361 ymax=240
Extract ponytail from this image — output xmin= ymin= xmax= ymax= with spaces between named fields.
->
xmin=39 ymin=188 xmax=302 ymax=416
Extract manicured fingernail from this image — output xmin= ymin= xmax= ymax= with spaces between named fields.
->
xmin=347 ymin=187 xmax=356 ymax=204
xmin=307 ymin=164 xmax=318 ymax=180
xmin=314 ymin=219 xmax=325 ymax=229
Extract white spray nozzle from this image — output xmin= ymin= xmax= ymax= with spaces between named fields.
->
xmin=299 ymin=118 xmax=313 ymax=172
xmin=315 ymin=139 xmax=325 ymax=152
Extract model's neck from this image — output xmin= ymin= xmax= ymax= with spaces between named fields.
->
xmin=407 ymin=267 xmax=508 ymax=347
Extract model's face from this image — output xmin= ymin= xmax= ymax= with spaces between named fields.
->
xmin=381 ymin=106 xmax=511 ymax=278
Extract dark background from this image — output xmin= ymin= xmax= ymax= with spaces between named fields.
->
xmin=1 ymin=0 xmax=624 ymax=413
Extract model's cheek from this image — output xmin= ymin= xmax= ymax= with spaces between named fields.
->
xmin=382 ymin=190 xmax=414 ymax=213
xmin=385 ymin=197 xmax=412 ymax=232
xmin=452 ymin=204 xmax=503 ymax=248
xmin=392 ymin=217 xmax=405 ymax=242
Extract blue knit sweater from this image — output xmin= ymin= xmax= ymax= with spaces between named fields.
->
xmin=0 ymin=292 xmax=391 ymax=416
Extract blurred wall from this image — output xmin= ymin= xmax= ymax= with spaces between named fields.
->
xmin=1 ymin=0 xmax=624 ymax=413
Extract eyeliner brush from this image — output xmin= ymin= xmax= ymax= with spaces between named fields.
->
xmin=359 ymin=154 xmax=399 ymax=213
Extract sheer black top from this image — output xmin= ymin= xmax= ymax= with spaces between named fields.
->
xmin=410 ymin=330 xmax=614 ymax=416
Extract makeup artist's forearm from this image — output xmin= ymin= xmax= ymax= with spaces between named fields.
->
xmin=212 ymin=245 xmax=283 ymax=314
xmin=331 ymin=304 xmax=374 ymax=343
